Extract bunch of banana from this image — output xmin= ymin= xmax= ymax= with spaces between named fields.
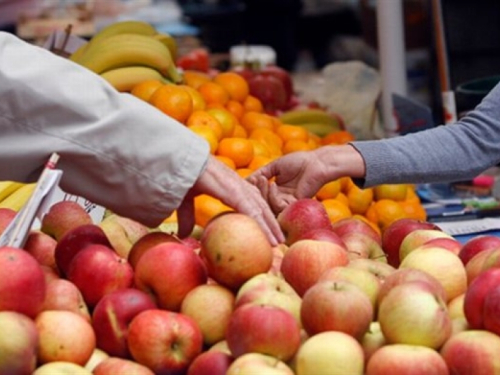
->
xmin=70 ymin=20 xmax=182 ymax=92
xmin=279 ymin=108 xmax=343 ymax=137
xmin=0 ymin=182 xmax=36 ymax=212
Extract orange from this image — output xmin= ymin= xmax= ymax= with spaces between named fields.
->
xmin=248 ymin=128 xmax=284 ymax=154
xmin=214 ymin=155 xmax=236 ymax=170
xmin=149 ymin=84 xmax=193 ymax=123
xmin=186 ymin=110 xmax=223 ymax=141
xmin=248 ymin=155 xmax=273 ymax=171
xmin=243 ymin=95 xmax=264 ymax=113
xmin=399 ymin=200 xmax=427 ymax=221
xmin=373 ymin=184 xmax=408 ymax=202
xmin=249 ymin=139 xmax=272 ymax=158
xmin=216 ymin=137 xmax=254 ymax=168
xmin=187 ymin=124 xmax=218 ymax=154
xmin=179 ymin=84 xmax=206 ymax=112
xmin=282 ymin=139 xmax=312 ymax=154
xmin=232 ymin=124 xmax=248 ymax=138
xmin=405 ymin=186 xmax=421 ymax=204
xmin=321 ymin=199 xmax=352 ymax=223
xmin=194 ymin=194 xmax=233 ymax=227
xmin=182 ymin=70 xmax=212 ymax=89
xmin=130 ymin=79 xmax=163 ymax=102
xmin=315 ymin=180 xmax=341 ymax=201
xmin=197 ymin=81 xmax=230 ymax=106
xmin=321 ymin=130 xmax=356 ymax=145
xmin=236 ymin=168 xmax=253 ymax=179
xmin=240 ymin=111 xmax=275 ymax=132
xmin=275 ymin=124 xmax=310 ymax=143
xmin=339 ymin=177 xmax=355 ymax=193
xmin=225 ymin=99 xmax=245 ymax=120
xmin=307 ymin=136 xmax=320 ymax=150
xmin=367 ymin=199 xmax=407 ymax=232
xmin=163 ymin=210 xmax=177 ymax=223
xmin=206 ymin=107 xmax=238 ymax=138
xmin=346 ymin=185 xmax=374 ymax=215
xmin=213 ymin=72 xmax=250 ymax=102
xmin=335 ymin=192 xmax=349 ymax=207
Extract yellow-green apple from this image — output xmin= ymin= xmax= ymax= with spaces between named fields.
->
xmin=127 ymin=309 xmax=203 ymax=375
xmin=399 ymin=229 xmax=453 ymax=262
xmin=319 ymin=266 xmax=381 ymax=309
xmin=41 ymin=201 xmax=93 ymax=241
xmin=294 ymin=227 xmax=347 ymax=249
xmin=360 ymin=321 xmax=386 ymax=364
xmin=226 ymin=304 xmax=301 ymax=362
xmin=399 ymin=245 xmax=467 ymax=302
xmin=377 ymin=281 xmax=452 ymax=349
xmin=35 ymin=310 xmax=96 ymax=365
xmin=0 ymin=246 xmax=46 ymax=318
xmin=0 ymin=311 xmax=38 ymax=375
xmin=341 ymin=232 xmax=386 ymax=261
xmin=465 ymin=247 xmax=500 ymax=284
xmin=33 ymin=362 xmax=93 ymax=375
xmin=366 ymin=343 xmax=449 ymax=375
xmin=382 ymin=218 xmax=441 ymax=267
xmin=134 ymin=242 xmax=207 ymax=311
xmin=463 ymin=268 xmax=500 ymax=330
xmin=280 ymin=239 xmax=349 ymax=296
xmin=451 ymin=317 xmax=469 ymax=337
xmin=66 ymin=244 xmax=134 ymax=308
xmin=186 ymin=350 xmax=234 ymax=375
xmin=459 ymin=234 xmax=500 ymax=265
xmin=294 ymin=331 xmax=364 ymax=375
xmin=93 ymin=357 xmax=155 ymax=375
xmin=54 ymin=224 xmax=112 ymax=276
xmin=127 ymin=231 xmax=182 ymax=269
xmin=200 ymin=212 xmax=273 ymax=290
xmin=180 ymin=284 xmax=235 ymax=346
xmin=41 ymin=278 xmax=91 ymax=322
xmin=331 ymin=216 xmax=382 ymax=246
xmin=277 ymin=198 xmax=333 ymax=245
xmin=448 ymin=293 xmax=465 ymax=320
xmin=234 ymin=273 xmax=302 ymax=326
xmin=84 ymin=348 xmax=109 ymax=372
xmin=23 ymin=230 xmax=58 ymax=272
xmin=440 ymin=329 xmax=500 ymax=374
xmin=91 ymin=288 xmax=157 ymax=358
xmin=0 ymin=207 xmax=16 ymax=235
xmin=300 ymin=280 xmax=373 ymax=340
xmin=99 ymin=214 xmax=149 ymax=259
xmin=346 ymin=258 xmax=396 ymax=283
xmin=226 ymin=353 xmax=294 ymax=375
xmin=208 ymin=340 xmax=231 ymax=354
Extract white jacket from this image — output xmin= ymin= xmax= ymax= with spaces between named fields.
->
xmin=0 ymin=31 xmax=209 ymax=227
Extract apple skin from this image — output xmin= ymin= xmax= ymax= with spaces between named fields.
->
xmin=421 ymin=237 xmax=462 ymax=256
xmin=35 ymin=310 xmax=96 ymax=366
xmin=280 ymin=239 xmax=349 ymax=296
xmin=294 ymin=227 xmax=347 ymax=249
xmin=0 ymin=246 xmax=46 ymax=318
xmin=259 ymin=65 xmax=294 ymax=103
xmin=226 ymin=352 xmax=294 ymax=375
xmin=341 ymin=232 xmax=386 ymax=261
xmin=345 ymin=258 xmax=396 ymax=283
xmin=277 ymin=198 xmax=333 ymax=245
xmin=300 ymin=280 xmax=373 ymax=340
xmin=331 ymin=217 xmax=382 ymax=246
xmin=41 ymin=278 xmax=91 ymax=322
xmin=0 ymin=311 xmax=38 ymax=375
xmin=465 ymin=247 xmax=500 ymax=284
xmin=295 ymin=331 xmax=365 ymax=375
xmin=33 ymin=362 xmax=93 ymax=375
xmin=382 ymin=218 xmax=442 ymax=267
xmin=99 ymin=214 xmax=150 ymax=259
xmin=366 ymin=344 xmax=449 ymax=375
xmin=459 ymin=234 xmax=500 ymax=265
xmin=0 ymin=207 xmax=16 ymax=235
xmin=127 ymin=309 xmax=204 ymax=375
xmin=84 ymin=348 xmax=109 ymax=372
xmin=93 ymin=357 xmax=155 ymax=375
xmin=134 ymin=242 xmax=207 ymax=311
xmin=66 ymin=244 xmax=134 ymax=308
xmin=41 ymin=200 xmax=93 ymax=241
xmin=23 ymin=230 xmax=58 ymax=273
xmin=127 ymin=231 xmax=182 ymax=269
xmin=92 ymin=288 xmax=157 ymax=358
xmin=200 ymin=212 xmax=273 ymax=290
xmin=377 ymin=281 xmax=452 ymax=349
xmin=247 ymin=74 xmax=288 ymax=114
xmin=186 ymin=349 xmax=234 ymax=375
xmin=180 ymin=284 xmax=235 ymax=346
xmin=440 ymin=329 xmax=500 ymax=374
xmin=360 ymin=321 xmax=386 ymax=364
xmin=226 ymin=304 xmax=301 ymax=362
xmin=399 ymin=229 xmax=454 ymax=262
xmin=54 ymin=223 xmax=112 ymax=276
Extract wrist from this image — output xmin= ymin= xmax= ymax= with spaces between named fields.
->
xmin=314 ymin=144 xmax=366 ymax=182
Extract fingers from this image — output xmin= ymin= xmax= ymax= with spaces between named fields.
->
xmin=176 ymin=193 xmax=195 ymax=239
xmin=268 ymin=182 xmax=296 ymax=214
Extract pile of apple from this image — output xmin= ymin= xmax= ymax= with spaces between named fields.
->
xmin=2 ymin=197 xmax=500 ymax=374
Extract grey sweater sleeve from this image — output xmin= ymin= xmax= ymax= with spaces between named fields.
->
xmin=350 ymin=81 xmax=500 ymax=187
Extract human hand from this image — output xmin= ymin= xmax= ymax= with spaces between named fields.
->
xmin=176 ymin=155 xmax=285 ymax=246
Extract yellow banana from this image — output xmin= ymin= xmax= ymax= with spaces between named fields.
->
xmin=279 ymin=109 xmax=342 ymax=128
xmin=0 ymin=183 xmax=36 ymax=211
xmin=88 ymin=20 xmax=157 ymax=49
xmin=69 ymin=42 xmax=89 ymax=62
xmin=297 ymin=123 xmax=342 ymax=138
xmin=153 ymin=32 xmax=178 ymax=61
xmin=0 ymin=181 xmax=25 ymax=202
xmin=100 ymin=66 xmax=169 ymax=92
xmin=76 ymin=33 xmax=175 ymax=78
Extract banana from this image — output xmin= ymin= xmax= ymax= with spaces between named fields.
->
xmin=153 ymin=32 xmax=178 ymax=61
xmin=0 ymin=183 xmax=36 ymax=211
xmin=88 ymin=20 xmax=157 ymax=49
xmin=100 ymin=66 xmax=169 ymax=92
xmin=69 ymin=42 xmax=89 ymax=62
xmin=0 ymin=181 xmax=24 ymax=202
xmin=76 ymin=33 xmax=175 ymax=78
xmin=279 ymin=109 xmax=342 ymax=128
xmin=298 ymin=123 xmax=342 ymax=138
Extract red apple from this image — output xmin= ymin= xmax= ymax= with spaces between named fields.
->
xmin=0 ymin=311 xmax=38 ymax=375
xmin=127 ymin=309 xmax=204 ymax=375
xmin=465 ymin=247 xmax=500 ymax=284
xmin=341 ymin=232 xmax=386 ymax=261
xmin=0 ymin=207 xmax=16 ymax=235
xmin=300 ymin=280 xmax=373 ymax=340
xmin=331 ymin=216 xmax=382 ymax=246
xmin=23 ymin=230 xmax=58 ymax=272
xmin=66 ymin=244 xmax=134 ymax=308
xmin=41 ymin=200 xmax=93 ymax=241
xmin=93 ymin=357 xmax=154 ymax=375
xmin=200 ymin=212 xmax=273 ymax=290
xmin=134 ymin=242 xmax=207 ymax=311
xmin=482 ymin=284 xmax=500 ymax=336
xmin=459 ymin=234 xmax=500 ymax=265
xmin=463 ymin=267 xmax=500 ymax=329
xmin=420 ymin=237 xmax=462 ymax=255
xmin=92 ymin=288 xmax=157 ymax=358
xmin=399 ymin=229 xmax=453 ymax=262
xmin=41 ymin=278 xmax=91 ymax=322
xmin=280 ymin=239 xmax=349 ymax=296
xmin=295 ymin=227 xmax=347 ymax=249
xmin=0 ymin=246 xmax=46 ymax=318
xmin=226 ymin=304 xmax=301 ymax=362
xmin=259 ymin=65 xmax=294 ymax=103
xmin=346 ymin=258 xmax=396 ymax=282
xmin=247 ymin=74 xmax=288 ymax=114
xmin=128 ymin=231 xmax=182 ymax=269
xmin=187 ymin=350 xmax=234 ymax=375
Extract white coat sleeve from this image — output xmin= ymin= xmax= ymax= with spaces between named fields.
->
xmin=0 ymin=32 xmax=210 ymax=227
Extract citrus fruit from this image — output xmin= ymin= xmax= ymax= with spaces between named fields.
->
xmin=216 ymin=137 xmax=254 ymax=168
xmin=373 ymin=184 xmax=408 ymax=202
xmin=316 ymin=180 xmax=341 ymax=201
xmin=206 ymin=107 xmax=238 ymax=138
xmin=149 ymin=84 xmax=193 ymax=123
xmin=194 ymin=194 xmax=233 ymax=227
xmin=347 ymin=185 xmax=374 ymax=215
xmin=187 ymin=124 xmax=219 ymax=154
xmin=130 ymin=79 xmax=163 ymax=102
xmin=243 ymin=95 xmax=264 ymax=113
xmin=197 ymin=81 xmax=230 ymax=106
xmin=321 ymin=199 xmax=352 ymax=223
xmin=213 ymin=72 xmax=250 ymax=102
xmin=275 ymin=124 xmax=309 ymax=143
xmin=186 ymin=110 xmax=223 ymax=141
